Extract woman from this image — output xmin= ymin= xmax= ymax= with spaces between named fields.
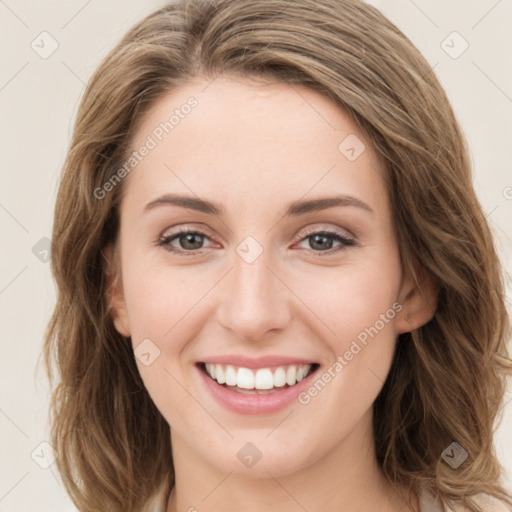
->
xmin=44 ymin=0 xmax=512 ymax=510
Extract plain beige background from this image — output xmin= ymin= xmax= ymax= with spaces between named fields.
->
xmin=1 ymin=1 xmax=511 ymax=510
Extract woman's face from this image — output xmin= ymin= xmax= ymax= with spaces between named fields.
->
xmin=109 ymin=74 xmax=430 ymax=479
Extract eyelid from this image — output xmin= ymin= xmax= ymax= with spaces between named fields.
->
xmin=297 ymin=223 xmax=355 ymax=240
xmin=159 ymin=223 xmax=215 ymax=240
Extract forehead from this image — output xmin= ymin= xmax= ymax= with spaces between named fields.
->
xmin=123 ymin=74 xmax=388 ymax=218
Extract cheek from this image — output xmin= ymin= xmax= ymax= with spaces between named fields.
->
xmin=122 ymin=253 xmax=203 ymax=341
xmin=293 ymin=250 xmax=402 ymax=403
xmin=121 ymin=262 xmax=204 ymax=419
xmin=294 ymin=255 xmax=402 ymax=348
xmin=293 ymin=268 xmax=401 ymax=447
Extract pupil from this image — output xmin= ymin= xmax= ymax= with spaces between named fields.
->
xmin=182 ymin=233 xmax=202 ymax=249
xmin=312 ymin=234 xmax=331 ymax=250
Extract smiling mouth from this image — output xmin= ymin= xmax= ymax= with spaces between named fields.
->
xmin=198 ymin=362 xmax=320 ymax=394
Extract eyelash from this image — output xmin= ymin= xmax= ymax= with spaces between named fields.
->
xmin=156 ymin=226 xmax=355 ymax=257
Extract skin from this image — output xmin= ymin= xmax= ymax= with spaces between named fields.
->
xmin=107 ymin=74 xmax=437 ymax=512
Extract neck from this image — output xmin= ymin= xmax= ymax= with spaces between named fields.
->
xmin=165 ymin=410 xmax=419 ymax=512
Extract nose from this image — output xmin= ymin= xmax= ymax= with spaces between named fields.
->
xmin=215 ymin=240 xmax=292 ymax=342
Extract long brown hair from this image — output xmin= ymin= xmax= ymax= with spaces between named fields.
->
xmin=43 ymin=0 xmax=512 ymax=510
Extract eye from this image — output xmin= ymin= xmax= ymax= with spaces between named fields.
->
xmin=156 ymin=227 xmax=214 ymax=255
xmin=295 ymin=228 xmax=355 ymax=256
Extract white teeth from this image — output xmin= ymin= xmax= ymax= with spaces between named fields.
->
xmin=225 ymin=365 xmax=237 ymax=386
xmin=254 ymin=368 xmax=274 ymax=390
xmin=286 ymin=366 xmax=297 ymax=386
xmin=204 ymin=363 xmax=314 ymax=389
xmin=237 ymin=367 xmax=255 ymax=389
xmin=273 ymin=367 xmax=287 ymax=387
xmin=216 ymin=365 xmax=225 ymax=384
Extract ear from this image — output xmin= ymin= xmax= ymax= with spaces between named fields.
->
xmin=395 ymin=265 xmax=438 ymax=334
xmin=103 ymin=242 xmax=131 ymax=338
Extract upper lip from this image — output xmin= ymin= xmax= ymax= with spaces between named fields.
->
xmin=200 ymin=355 xmax=318 ymax=369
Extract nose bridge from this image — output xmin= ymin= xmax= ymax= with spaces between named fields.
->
xmin=215 ymin=235 xmax=290 ymax=341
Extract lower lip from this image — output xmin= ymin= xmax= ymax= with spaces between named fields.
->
xmin=197 ymin=364 xmax=318 ymax=415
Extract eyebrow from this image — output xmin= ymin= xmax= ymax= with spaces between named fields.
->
xmin=143 ymin=193 xmax=374 ymax=217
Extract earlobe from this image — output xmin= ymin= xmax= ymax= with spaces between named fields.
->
xmin=103 ymin=243 xmax=131 ymax=338
xmin=395 ymin=265 xmax=438 ymax=334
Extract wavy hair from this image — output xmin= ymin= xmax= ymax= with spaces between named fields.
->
xmin=43 ymin=0 xmax=512 ymax=510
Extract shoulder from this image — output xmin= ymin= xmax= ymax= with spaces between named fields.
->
xmin=451 ymin=494 xmax=511 ymax=512
xmin=419 ymin=486 xmax=511 ymax=512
